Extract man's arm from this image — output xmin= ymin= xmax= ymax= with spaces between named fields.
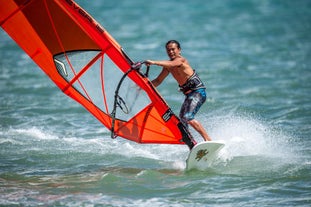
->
xmin=145 ymin=58 xmax=183 ymax=68
xmin=151 ymin=68 xmax=169 ymax=87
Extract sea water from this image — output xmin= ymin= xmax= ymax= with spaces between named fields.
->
xmin=0 ymin=0 xmax=310 ymax=206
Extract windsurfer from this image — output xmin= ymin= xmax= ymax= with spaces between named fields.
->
xmin=145 ymin=40 xmax=212 ymax=142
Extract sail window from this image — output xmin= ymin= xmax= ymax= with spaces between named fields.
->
xmin=54 ymin=51 xmax=151 ymax=121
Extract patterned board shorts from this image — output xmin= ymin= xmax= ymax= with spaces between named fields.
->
xmin=179 ymin=88 xmax=207 ymax=125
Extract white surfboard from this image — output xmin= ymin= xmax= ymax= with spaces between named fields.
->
xmin=186 ymin=141 xmax=225 ymax=170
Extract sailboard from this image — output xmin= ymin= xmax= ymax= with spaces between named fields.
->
xmin=0 ymin=0 xmax=196 ymax=149
xmin=186 ymin=141 xmax=225 ymax=170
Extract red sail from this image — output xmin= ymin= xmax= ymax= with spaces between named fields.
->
xmin=1 ymin=0 xmax=193 ymax=146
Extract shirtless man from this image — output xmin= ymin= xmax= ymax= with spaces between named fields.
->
xmin=145 ymin=40 xmax=212 ymax=142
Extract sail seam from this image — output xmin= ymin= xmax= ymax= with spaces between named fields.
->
xmin=0 ymin=0 xmax=32 ymax=27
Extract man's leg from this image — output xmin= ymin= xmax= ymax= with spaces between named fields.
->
xmin=188 ymin=119 xmax=212 ymax=141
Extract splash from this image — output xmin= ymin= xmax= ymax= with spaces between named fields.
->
xmin=185 ymin=112 xmax=302 ymax=175
xmin=201 ymin=113 xmax=295 ymax=161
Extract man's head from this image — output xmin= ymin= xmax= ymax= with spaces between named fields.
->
xmin=165 ymin=40 xmax=181 ymax=60
xmin=165 ymin=40 xmax=181 ymax=49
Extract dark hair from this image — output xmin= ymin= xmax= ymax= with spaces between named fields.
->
xmin=165 ymin=40 xmax=181 ymax=49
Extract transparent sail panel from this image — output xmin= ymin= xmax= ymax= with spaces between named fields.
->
xmin=54 ymin=51 xmax=151 ymax=121
xmin=102 ymin=54 xmax=151 ymax=121
xmin=54 ymin=51 xmax=100 ymax=82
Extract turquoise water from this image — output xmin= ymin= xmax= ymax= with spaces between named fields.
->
xmin=1 ymin=0 xmax=310 ymax=206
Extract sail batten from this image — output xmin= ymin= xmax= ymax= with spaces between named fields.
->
xmin=1 ymin=0 xmax=194 ymax=147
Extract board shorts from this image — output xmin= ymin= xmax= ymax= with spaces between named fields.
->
xmin=179 ymin=88 xmax=206 ymax=127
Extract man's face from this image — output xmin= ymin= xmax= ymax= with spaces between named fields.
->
xmin=166 ymin=43 xmax=181 ymax=60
